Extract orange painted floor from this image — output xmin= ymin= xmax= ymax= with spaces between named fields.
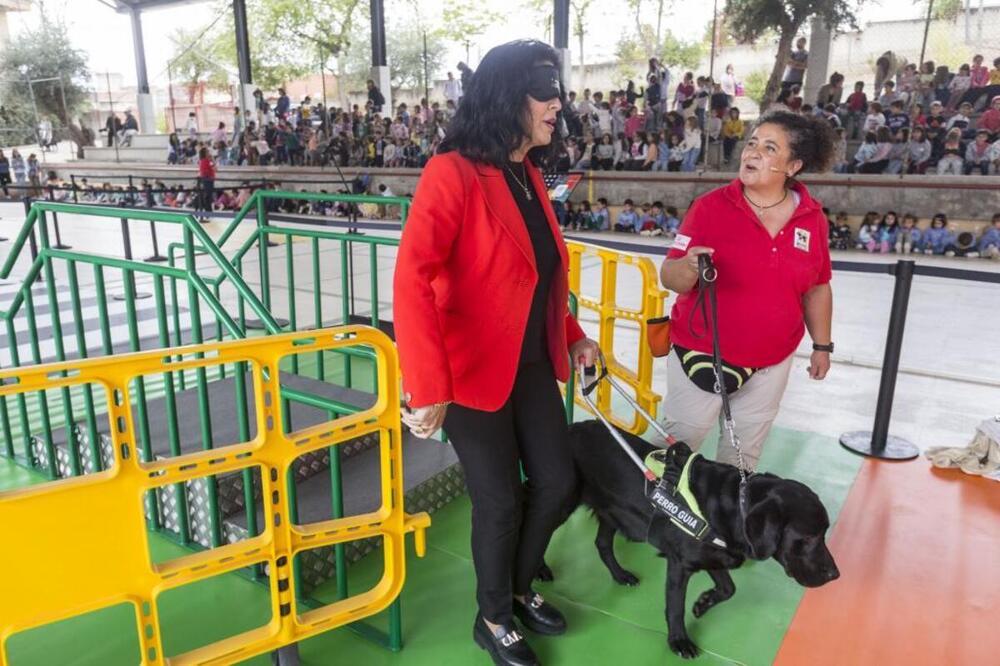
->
xmin=775 ymin=459 xmax=1000 ymax=666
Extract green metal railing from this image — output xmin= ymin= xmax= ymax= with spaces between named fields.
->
xmin=0 ymin=192 xmax=413 ymax=651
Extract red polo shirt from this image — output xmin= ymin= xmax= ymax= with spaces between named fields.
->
xmin=666 ymin=179 xmax=831 ymax=368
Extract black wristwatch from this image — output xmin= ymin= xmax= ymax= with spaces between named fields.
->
xmin=812 ymin=342 xmax=834 ymax=353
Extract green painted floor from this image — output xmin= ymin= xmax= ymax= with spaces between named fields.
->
xmin=2 ymin=425 xmax=861 ymax=666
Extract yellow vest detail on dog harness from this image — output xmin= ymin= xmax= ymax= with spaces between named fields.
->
xmin=645 ymin=449 xmax=727 ymax=548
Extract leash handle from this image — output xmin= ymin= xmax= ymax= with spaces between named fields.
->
xmin=695 ymin=252 xmax=752 ymax=480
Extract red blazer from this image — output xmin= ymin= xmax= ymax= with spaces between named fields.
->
xmin=393 ymin=151 xmax=586 ymax=411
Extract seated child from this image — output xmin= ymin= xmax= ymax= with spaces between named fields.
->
xmin=978 ymin=213 xmax=1000 ymax=260
xmin=894 ymin=213 xmax=922 ymax=254
xmin=614 ymin=198 xmax=639 ymax=232
xmin=918 ymin=213 xmax=954 ymax=255
xmin=588 ymin=197 xmax=610 ymax=231
xmin=663 ymin=206 xmax=681 ymax=239
xmin=638 ymin=202 xmax=662 ymax=236
xmin=830 ymin=211 xmax=853 ymax=250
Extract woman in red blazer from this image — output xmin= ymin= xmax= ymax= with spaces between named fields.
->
xmin=393 ymin=40 xmax=599 ymax=666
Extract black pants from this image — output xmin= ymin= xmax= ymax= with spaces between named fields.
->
xmin=198 ymin=178 xmax=214 ymax=213
xmin=444 ymin=361 xmax=576 ymax=625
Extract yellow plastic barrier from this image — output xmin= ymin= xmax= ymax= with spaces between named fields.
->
xmin=0 ymin=327 xmax=429 ymax=666
xmin=566 ymin=241 xmax=668 ymax=435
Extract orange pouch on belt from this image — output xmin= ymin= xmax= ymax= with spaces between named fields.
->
xmin=646 ymin=316 xmax=672 ymax=358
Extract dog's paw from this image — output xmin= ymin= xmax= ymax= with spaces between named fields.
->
xmin=611 ymin=569 xmax=640 ymax=586
xmin=692 ymin=591 xmax=717 ymax=618
xmin=668 ymin=636 xmax=701 ymax=659
xmin=535 ymin=563 xmax=554 ymax=582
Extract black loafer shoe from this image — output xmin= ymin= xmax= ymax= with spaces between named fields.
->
xmin=513 ymin=592 xmax=567 ymax=636
xmin=473 ymin=614 xmax=539 ymax=666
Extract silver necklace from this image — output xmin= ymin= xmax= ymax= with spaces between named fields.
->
xmin=506 ymin=162 xmax=532 ymax=200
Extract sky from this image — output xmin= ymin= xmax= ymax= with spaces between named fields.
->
xmin=6 ymin=0 xmax=958 ymax=89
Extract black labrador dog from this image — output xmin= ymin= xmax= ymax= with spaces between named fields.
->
xmin=542 ymin=421 xmax=840 ymax=658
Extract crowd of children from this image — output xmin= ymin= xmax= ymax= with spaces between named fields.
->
xmin=829 ymin=209 xmax=1000 ymax=259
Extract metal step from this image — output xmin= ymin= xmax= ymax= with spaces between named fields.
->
xmin=29 ymin=370 xmax=384 ymax=548
xmin=225 ymin=429 xmax=462 ymax=593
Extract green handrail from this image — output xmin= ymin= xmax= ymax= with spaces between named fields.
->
xmin=0 ymin=192 xmax=410 ymax=651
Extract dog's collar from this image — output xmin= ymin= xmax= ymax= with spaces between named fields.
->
xmin=645 ymin=450 xmax=727 ymax=549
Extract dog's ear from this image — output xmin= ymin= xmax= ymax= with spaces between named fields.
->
xmin=744 ymin=496 xmax=785 ymax=560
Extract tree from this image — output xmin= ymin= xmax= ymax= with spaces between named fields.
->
xmin=442 ymin=0 xmax=502 ymax=65
xmin=339 ymin=15 xmax=448 ymax=97
xmin=570 ymin=0 xmax=596 ymax=68
xmin=168 ymin=27 xmax=232 ymax=93
xmin=625 ymin=0 xmax=674 ymax=58
xmin=725 ymin=0 xmax=861 ymax=111
xmin=167 ymin=0 xmax=363 ymax=96
xmin=523 ymin=0 xmax=596 ymax=68
xmin=616 ymin=27 xmax=705 ymax=83
xmin=0 ymin=16 xmax=90 ymax=155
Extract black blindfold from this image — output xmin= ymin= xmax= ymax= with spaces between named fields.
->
xmin=527 ymin=66 xmax=563 ymax=102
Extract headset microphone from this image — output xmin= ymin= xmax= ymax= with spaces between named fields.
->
xmin=769 ymin=167 xmax=784 ymax=172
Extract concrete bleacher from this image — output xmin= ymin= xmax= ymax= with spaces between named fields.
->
xmin=83 ymin=133 xmax=217 ymax=163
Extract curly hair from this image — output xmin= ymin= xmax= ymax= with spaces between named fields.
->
xmin=756 ymin=110 xmax=836 ymax=175
xmin=437 ymin=39 xmax=565 ymax=169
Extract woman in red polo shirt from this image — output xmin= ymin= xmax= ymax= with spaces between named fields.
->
xmin=393 ymin=41 xmax=599 ymax=666
xmin=660 ymin=110 xmax=835 ymax=470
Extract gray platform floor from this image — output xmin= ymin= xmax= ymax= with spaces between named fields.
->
xmin=2 ymin=202 xmax=997 ymax=455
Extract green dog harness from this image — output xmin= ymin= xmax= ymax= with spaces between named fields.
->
xmin=645 ymin=449 xmax=727 ymax=548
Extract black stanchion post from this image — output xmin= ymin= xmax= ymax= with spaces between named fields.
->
xmin=840 ymin=259 xmax=920 ymax=460
xmin=145 ymin=220 xmax=167 ymax=262
xmin=113 ymin=216 xmax=151 ymax=300
xmin=143 ymin=178 xmax=166 ymax=262
xmin=48 ymin=186 xmax=71 ymax=250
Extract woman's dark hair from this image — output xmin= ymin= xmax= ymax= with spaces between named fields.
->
xmin=756 ymin=109 xmax=836 ymax=174
xmin=437 ymin=39 xmax=565 ymax=169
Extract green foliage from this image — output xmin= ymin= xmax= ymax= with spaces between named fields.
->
xmin=441 ymin=0 xmax=501 ymax=54
xmin=168 ymin=0 xmax=363 ymax=92
xmin=743 ymin=69 xmax=770 ymax=105
xmin=0 ymin=15 xmax=89 ymax=145
xmin=724 ymin=0 xmax=862 ymax=110
xmin=661 ymin=31 xmax=706 ymax=71
xmin=342 ymin=23 xmax=449 ymax=93
xmin=616 ymin=27 xmax=705 ymax=83
xmin=615 ymin=33 xmax=645 ymax=82
xmin=725 ymin=0 xmax=859 ymax=40
xmin=930 ymin=0 xmax=962 ymax=21
xmin=168 ymin=27 xmax=232 ymax=90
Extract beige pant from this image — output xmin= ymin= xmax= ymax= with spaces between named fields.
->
xmin=662 ymin=351 xmax=794 ymax=470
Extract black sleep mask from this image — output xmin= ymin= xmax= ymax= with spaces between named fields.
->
xmin=527 ymin=65 xmax=563 ymax=102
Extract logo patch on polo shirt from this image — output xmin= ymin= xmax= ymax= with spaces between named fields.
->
xmin=793 ymin=228 xmax=810 ymax=252
xmin=673 ymin=233 xmax=692 ymax=252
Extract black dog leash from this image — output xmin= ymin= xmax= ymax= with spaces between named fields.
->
xmin=695 ymin=253 xmax=758 ymax=558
